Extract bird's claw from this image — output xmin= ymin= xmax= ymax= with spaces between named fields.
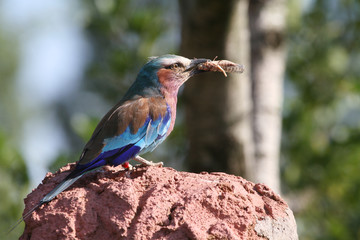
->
xmin=144 ymin=161 xmax=163 ymax=167
xmin=133 ymin=156 xmax=163 ymax=167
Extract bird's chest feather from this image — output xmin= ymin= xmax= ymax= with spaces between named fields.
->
xmin=157 ymin=69 xmax=180 ymax=135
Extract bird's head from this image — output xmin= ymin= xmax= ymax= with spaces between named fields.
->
xmin=129 ymin=54 xmax=209 ymax=98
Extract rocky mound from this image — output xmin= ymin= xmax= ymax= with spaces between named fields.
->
xmin=20 ymin=164 xmax=298 ymax=239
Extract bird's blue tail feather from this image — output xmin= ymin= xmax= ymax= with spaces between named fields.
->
xmin=40 ymin=174 xmax=84 ymax=203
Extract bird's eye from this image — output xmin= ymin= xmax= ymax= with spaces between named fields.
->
xmin=165 ymin=63 xmax=183 ymax=71
xmin=171 ymin=63 xmax=180 ymax=69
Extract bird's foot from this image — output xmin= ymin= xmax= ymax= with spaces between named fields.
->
xmin=133 ymin=156 xmax=163 ymax=167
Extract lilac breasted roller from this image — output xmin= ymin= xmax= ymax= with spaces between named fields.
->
xmin=9 ymin=55 xmax=212 ymax=230
xmin=40 ymin=54 xmax=211 ymax=203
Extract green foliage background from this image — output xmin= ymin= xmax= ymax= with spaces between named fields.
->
xmin=284 ymin=0 xmax=360 ymax=239
xmin=0 ymin=0 xmax=359 ymax=239
xmin=0 ymin=25 xmax=29 ymax=238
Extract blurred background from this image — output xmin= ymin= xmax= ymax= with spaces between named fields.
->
xmin=1 ymin=0 xmax=359 ymax=239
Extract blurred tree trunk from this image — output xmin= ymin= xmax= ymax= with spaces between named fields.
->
xmin=179 ymin=0 xmax=286 ymax=193
xmin=179 ymin=0 xmax=253 ymax=177
xmin=249 ymin=0 xmax=286 ymax=193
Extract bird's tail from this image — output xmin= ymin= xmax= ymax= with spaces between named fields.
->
xmin=6 ymin=201 xmax=43 ymax=236
xmin=6 ymin=158 xmax=105 ymax=236
xmin=40 ymin=174 xmax=84 ymax=203
xmin=6 ymin=172 xmax=84 ymax=236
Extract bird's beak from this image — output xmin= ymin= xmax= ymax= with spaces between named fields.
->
xmin=185 ymin=58 xmax=210 ymax=76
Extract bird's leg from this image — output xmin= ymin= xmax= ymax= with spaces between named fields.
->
xmin=133 ymin=156 xmax=163 ymax=167
xmin=122 ymin=162 xmax=134 ymax=178
xmin=122 ymin=162 xmax=133 ymax=170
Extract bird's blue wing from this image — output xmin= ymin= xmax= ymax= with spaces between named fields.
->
xmin=101 ymin=105 xmax=171 ymax=166
xmin=72 ymin=103 xmax=171 ymax=176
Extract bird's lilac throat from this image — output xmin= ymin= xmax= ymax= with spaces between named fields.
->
xmin=157 ymin=69 xmax=183 ymax=135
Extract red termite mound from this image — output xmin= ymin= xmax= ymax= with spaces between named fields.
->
xmin=20 ymin=164 xmax=298 ymax=240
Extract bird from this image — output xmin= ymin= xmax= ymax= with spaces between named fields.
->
xmin=8 ymin=54 xmax=212 ymax=234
